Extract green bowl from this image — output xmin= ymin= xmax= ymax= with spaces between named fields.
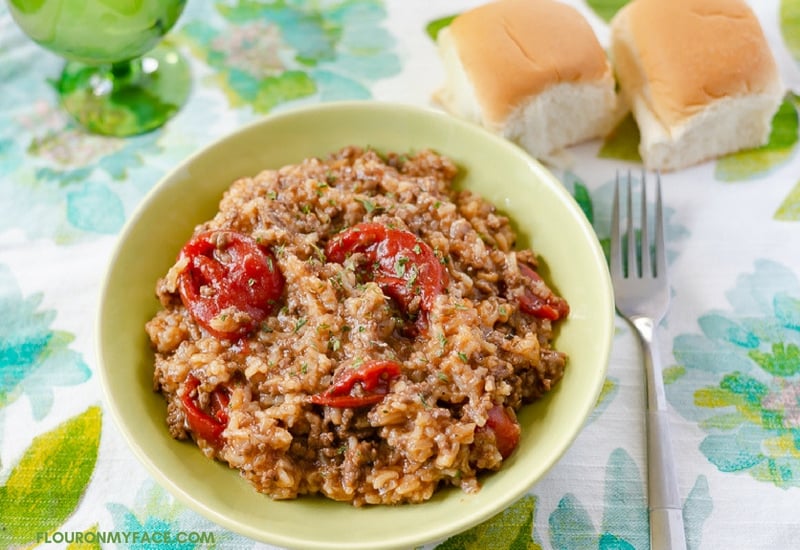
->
xmin=97 ymin=101 xmax=614 ymax=550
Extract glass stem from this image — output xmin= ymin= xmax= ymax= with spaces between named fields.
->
xmin=110 ymin=59 xmax=139 ymax=88
xmin=57 ymin=43 xmax=190 ymax=136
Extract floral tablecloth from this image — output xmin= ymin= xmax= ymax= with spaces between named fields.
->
xmin=2 ymin=1 xmax=800 ymax=549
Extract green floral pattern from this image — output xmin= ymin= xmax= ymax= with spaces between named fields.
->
xmin=106 ymin=480 xmax=254 ymax=549
xmin=666 ymin=260 xmax=800 ymax=487
xmin=179 ymin=0 xmax=400 ymax=113
xmin=434 ymin=495 xmax=543 ymax=549
xmin=0 ymin=264 xmax=90 ymax=419
xmin=548 ymin=449 xmax=711 ymax=550
xmin=0 ymin=0 xmax=401 ymax=242
xmin=782 ymin=0 xmax=800 ymax=60
xmin=0 ymin=406 xmax=101 ymax=546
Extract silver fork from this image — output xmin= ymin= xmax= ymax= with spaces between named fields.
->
xmin=610 ymin=171 xmax=687 ymax=550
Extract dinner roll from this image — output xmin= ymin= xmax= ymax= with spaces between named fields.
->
xmin=435 ymin=0 xmax=618 ymax=160
xmin=610 ymin=0 xmax=785 ymax=172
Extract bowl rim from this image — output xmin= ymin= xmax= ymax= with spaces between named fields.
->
xmin=96 ymin=99 xmax=615 ymax=550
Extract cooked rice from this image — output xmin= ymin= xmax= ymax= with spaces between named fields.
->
xmin=146 ymin=146 xmax=568 ymax=506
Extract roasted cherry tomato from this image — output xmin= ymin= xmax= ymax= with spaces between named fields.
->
xmin=177 ymin=230 xmax=284 ymax=339
xmin=517 ymin=262 xmax=569 ymax=321
xmin=485 ymin=405 xmax=521 ymax=459
xmin=182 ymin=374 xmax=230 ymax=448
xmin=310 ymin=359 xmax=402 ymax=408
xmin=325 ymin=222 xmax=447 ymax=329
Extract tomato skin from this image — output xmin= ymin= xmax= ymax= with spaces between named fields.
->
xmin=310 ymin=359 xmax=402 ymax=408
xmin=181 ymin=374 xmax=230 ymax=448
xmin=485 ymin=405 xmax=521 ymax=459
xmin=325 ymin=223 xmax=447 ymax=328
xmin=517 ymin=262 xmax=569 ymax=321
xmin=325 ymin=222 xmax=390 ymax=262
xmin=177 ymin=230 xmax=284 ymax=339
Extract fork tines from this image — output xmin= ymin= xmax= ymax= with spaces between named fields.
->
xmin=611 ymin=170 xmax=666 ymax=281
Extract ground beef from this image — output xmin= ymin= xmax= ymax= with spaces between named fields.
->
xmin=145 ymin=146 xmax=568 ymax=506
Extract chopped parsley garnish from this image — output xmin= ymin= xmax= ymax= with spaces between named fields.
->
xmin=356 ymin=197 xmax=376 ymax=213
xmin=394 ymin=256 xmax=409 ymax=277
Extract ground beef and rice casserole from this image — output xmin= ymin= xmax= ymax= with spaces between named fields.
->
xmin=146 ymin=146 xmax=569 ymax=506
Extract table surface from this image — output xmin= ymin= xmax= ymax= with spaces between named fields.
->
xmin=2 ymin=1 xmax=800 ymax=549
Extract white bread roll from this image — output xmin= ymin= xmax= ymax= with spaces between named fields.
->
xmin=435 ymin=0 xmax=618 ymax=160
xmin=610 ymin=0 xmax=785 ymax=172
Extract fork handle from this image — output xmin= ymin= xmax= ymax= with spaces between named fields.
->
xmin=634 ymin=317 xmax=687 ymax=550
xmin=650 ymin=507 xmax=687 ymax=550
xmin=648 ymin=411 xmax=687 ymax=550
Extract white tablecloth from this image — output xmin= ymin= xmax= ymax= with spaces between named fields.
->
xmin=2 ymin=1 xmax=800 ymax=548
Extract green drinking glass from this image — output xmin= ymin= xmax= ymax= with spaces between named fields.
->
xmin=7 ymin=0 xmax=191 ymax=136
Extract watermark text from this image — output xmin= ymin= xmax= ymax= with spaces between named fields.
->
xmin=36 ymin=530 xmax=216 ymax=545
